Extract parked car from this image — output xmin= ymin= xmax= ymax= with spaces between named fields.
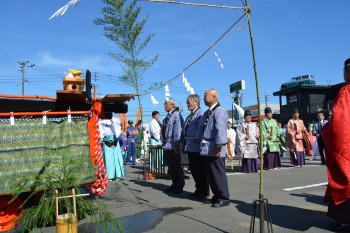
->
xmin=281 ymin=75 xmax=316 ymax=90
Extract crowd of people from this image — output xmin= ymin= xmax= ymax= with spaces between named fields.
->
xmin=97 ymin=58 xmax=350 ymax=228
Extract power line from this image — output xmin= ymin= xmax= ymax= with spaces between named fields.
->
xmin=140 ymin=12 xmax=247 ymax=96
xmin=141 ymin=0 xmax=245 ymax=10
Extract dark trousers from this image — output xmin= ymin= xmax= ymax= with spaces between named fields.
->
xmin=317 ymin=136 xmax=326 ymax=164
xmin=126 ymin=140 xmax=136 ymax=164
xmin=188 ymin=152 xmax=209 ymax=196
xmin=205 ymin=156 xmax=229 ymax=202
xmin=164 ymin=149 xmax=185 ymax=189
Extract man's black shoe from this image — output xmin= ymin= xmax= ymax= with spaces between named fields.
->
xmin=171 ymin=188 xmax=183 ymax=194
xmin=211 ymin=200 xmax=230 ymax=208
xmin=195 ymin=195 xmax=210 ymax=202
xmin=164 ymin=187 xmax=174 ymax=193
xmin=330 ymin=222 xmax=350 ymax=231
xmin=204 ymin=197 xmax=218 ymax=204
xmin=188 ymin=192 xmax=199 ymax=198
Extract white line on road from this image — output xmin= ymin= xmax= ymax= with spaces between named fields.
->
xmin=226 ymin=172 xmax=245 ymax=176
xmin=283 ymin=182 xmax=328 ymax=191
xmin=225 ymin=164 xmax=322 ymax=176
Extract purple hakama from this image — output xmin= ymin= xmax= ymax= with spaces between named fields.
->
xmin=242 ymin=158 xmax=259 ymax=173
xmin=263 ymin=151 xmax=281 ymax=170
xmin=291 ymin=151 xmax=305 ymax=166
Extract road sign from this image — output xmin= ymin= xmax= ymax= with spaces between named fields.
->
xmin=230 ymin=80 xmax=245 ymax=93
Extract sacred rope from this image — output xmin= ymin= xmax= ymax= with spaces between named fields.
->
xmin=89 ymin=111 xmax=108 ymax=196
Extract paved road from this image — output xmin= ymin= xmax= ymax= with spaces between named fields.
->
xmin=12 ymin=156 xmax=335 ymax=233
xmin=94 ymin=157 xmax=332 ymax=233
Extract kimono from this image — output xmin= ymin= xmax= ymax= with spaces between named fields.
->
xmin=262 ymin=118 xmax=283 ymax=170
xmin=323 ymin=84 xmax=350 ymax=224
xmin=99 ymin=117 xmax=125 ymax=180
xmin=236 ymin=121 xmax=259 ymax=173
xmin=306 ymin=130 xmax=316 ymax=157
xmin=286 ymin=119 xmax=306 ymax=166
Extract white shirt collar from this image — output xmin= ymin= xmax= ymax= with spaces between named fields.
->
xmin=192 ymin=107 xmax=199 ymax=113
xmin=209 ymin=102 xmax=218 ymax=111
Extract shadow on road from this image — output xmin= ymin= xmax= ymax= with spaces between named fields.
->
xmin=289 ymin=193 xmax=326 ymax=206
xmin=231 ymin=198 xmax=331 ymax=232
xmin=78 ymin=207 xmax=193 ymax=233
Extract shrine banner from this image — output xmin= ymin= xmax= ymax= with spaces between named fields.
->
xmin=0 ymin=118 xmax=95 ymax=195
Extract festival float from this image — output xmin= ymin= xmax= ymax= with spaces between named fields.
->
xmin=0 ymin=69 xmax=134 ymax=232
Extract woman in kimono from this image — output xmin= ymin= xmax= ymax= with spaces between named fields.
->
xmin=286 ymin=109 xmax=307 ymax=167
xmin=99 ymin=112 xmax=125 ymax=180
xmin=236 ymin=110 xmax=259 ymax=173
xmin=262 ymin=107 xmax=284 ymax=170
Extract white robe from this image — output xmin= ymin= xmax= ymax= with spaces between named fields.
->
xmin=236 ymin=121 xmax=259 ymax=159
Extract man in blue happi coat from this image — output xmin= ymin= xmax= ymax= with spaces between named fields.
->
xmin=182 ymin=94 xmax=209 ymax=200
xmin=198 ymin=89 xmax=230 ymax=208
xmin=162 ymin=98 xmax=185 ymax=194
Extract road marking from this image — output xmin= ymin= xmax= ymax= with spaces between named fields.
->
xmin=283 ymin=182 xmax=328 ymax=191
xmin=225 ymin=164 xmax=322 ymax=176
xmin=226 ymin=172 xmax=245 ymax=176
xmin=276 ymin=165 xmax=320 ymax=170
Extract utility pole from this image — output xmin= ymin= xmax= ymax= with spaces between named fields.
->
xmin=265 ymin=94 xmax=268 ymax=106
xmin=18 ymin=60 xmax=35 ymax=95
xmin=94 ymin=72 xmax=97 ymax=83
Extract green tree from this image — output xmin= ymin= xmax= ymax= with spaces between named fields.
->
xmin=94 ymin=0 xmax=160 ymax=120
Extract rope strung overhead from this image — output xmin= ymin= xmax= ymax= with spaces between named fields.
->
xmin=141 ymin=12 xmax=247 ymax=96
xmin=141 ymin=0 xmax=245 ymax=10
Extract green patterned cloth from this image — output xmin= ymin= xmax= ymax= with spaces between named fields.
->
xmin=0 ymin=118 xmax=95 ymax=195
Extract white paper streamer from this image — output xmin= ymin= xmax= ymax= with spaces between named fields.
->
xmin=214 ymin=51 xmax=225 ymax=70
xmin=151 ymin=94 xmax=159 ymax=105
xmin=49 ymin=0 xmax=81 ymax=20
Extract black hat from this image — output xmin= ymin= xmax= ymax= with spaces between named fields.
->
xmin=244 ymin=110 xmax=251 ymax=117
xmin=264 ymin=107 xmax=272 ymax=114
xmin=152 ymin=111 xmax=159 ymax=117
xmin=128 ymin=120 xmax=133 ymax=124
xmin=345 ymin=58 xmax=350 ymax=67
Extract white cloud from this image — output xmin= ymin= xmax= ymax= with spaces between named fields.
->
xmin=36 ymin=51 xmax=121 ymax=73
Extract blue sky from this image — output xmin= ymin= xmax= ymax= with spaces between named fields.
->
xmin=1 ymin=0 xmax=349 ymax=123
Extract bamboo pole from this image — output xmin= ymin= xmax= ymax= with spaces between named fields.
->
xmin=245 ymin=1 xmax=266 ymax=232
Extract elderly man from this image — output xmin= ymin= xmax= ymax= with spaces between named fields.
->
xmin=162 ymin=98 xmax=185 ymax=194
xmin=182 ymin=94 xmax=209 ymax=199
xmin=198 ymin=89 xmax=230 ymax=208
xmin=323 ymin=58 xmax=350 ymax=231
